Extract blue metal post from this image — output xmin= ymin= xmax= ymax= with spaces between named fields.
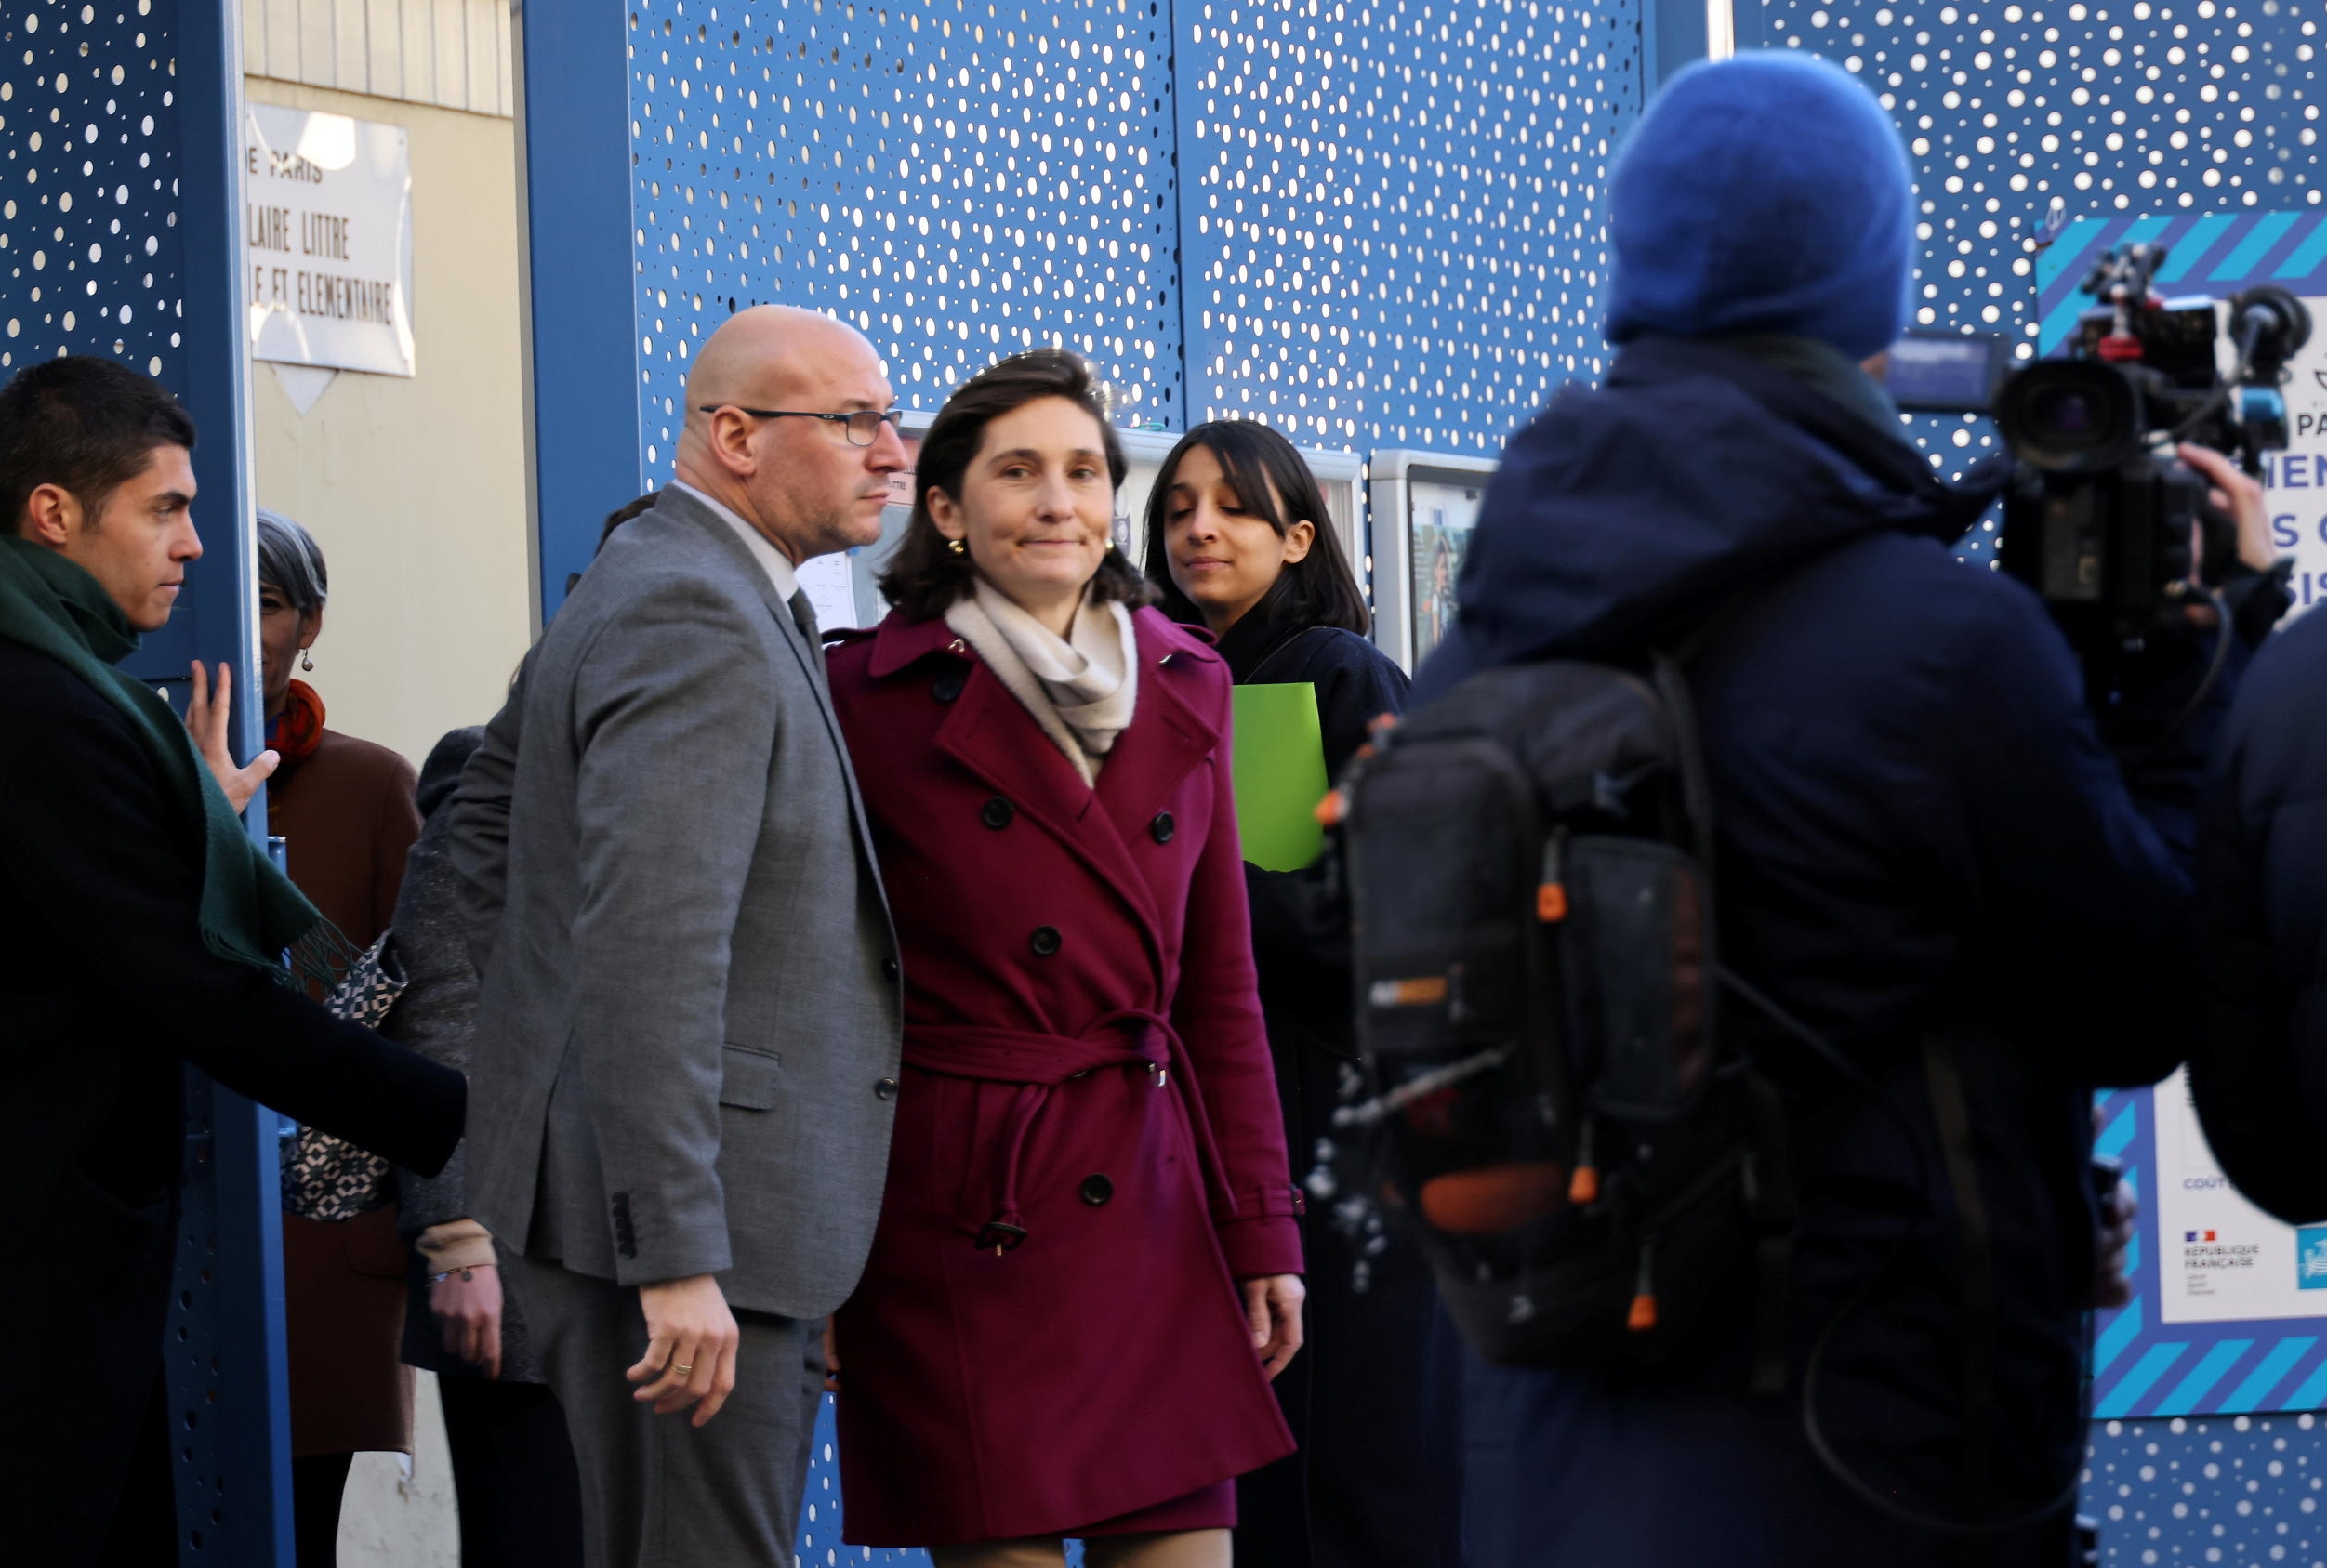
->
xmin=1647 ymin=0 xmax=1713 ymax=88
xmin=152 ymin=2 xmax=295 ymax=1561
xmin=511 ymin=0 xmax=644 ymax=620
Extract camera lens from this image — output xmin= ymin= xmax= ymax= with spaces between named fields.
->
xmin=1995 ymin=361 xmax=2141 ymax=473
xmin=2027 ymin=386 xmax=2100 ymax=441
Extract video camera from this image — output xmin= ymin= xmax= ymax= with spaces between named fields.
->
xmin=1991 ymin=243 xmax=2309 ymax=662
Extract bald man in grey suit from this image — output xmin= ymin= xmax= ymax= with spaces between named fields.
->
xmin=447 ymin=308 xmax=907 ymax=1567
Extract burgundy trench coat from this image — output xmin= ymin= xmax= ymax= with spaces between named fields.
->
xmin=825 ymin=605 xmax=1303 ymax=1547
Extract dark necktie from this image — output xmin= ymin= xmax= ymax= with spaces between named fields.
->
xmin=788 ymin=588 xmax=826 ymax=674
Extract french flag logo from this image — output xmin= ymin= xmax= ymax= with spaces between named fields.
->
xmin=2186 ymin=1230 xmax=2219 ymax=1242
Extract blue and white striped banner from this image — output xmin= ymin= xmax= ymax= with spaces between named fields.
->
xmin=2090 ymin=1087 xmax=2327 ymax=1419
xmin=2036 ymin=209 xmax=2327 ymax=354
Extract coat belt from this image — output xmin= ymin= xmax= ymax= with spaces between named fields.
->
xmin=903 ymin=1010 xmax=1236 ymax=1254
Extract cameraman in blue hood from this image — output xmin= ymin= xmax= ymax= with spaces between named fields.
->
xmin=1427 ymin=53 xmax=2278 ymax=1567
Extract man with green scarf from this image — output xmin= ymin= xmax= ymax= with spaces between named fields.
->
xmin=0 ymin=355 xmax=466 ymax=1565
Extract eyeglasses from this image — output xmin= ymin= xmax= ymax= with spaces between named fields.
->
xmin=697 ymin=405 xmax=905 ymax=447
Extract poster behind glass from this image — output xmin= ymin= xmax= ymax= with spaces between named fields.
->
xmin=1408 ymin=480 xmax=1486 ymax=665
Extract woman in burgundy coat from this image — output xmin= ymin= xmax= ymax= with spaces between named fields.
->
xmin=825 ymin=349 xmax=1306 ymax=1566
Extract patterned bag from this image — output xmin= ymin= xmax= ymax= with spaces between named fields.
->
xmin=281 ymin=931 xmax=409 ymax=1222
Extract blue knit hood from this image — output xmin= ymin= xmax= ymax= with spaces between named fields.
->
xmin=1605 ymin=52 xmax=1918 ymax=360
xmin=1409 ymin=339 xmax=1984 ymax=703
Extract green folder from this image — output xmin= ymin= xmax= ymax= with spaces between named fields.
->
xmin=1231 ymin=682 xmax=1331 ymax=872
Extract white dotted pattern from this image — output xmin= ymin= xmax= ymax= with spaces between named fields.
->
xmin=1177 ymin=0 xmax=1643 ymax=453
xmin=0 ymin=2 xmax=181 ymax=379
xmin=2089 ymin=1416 xmax=2327 ymax=1564
xmin=628 ymin=0 xmax=1180 ymax=479
xmin=1766 ymin=0 xmax=2324 ymax=502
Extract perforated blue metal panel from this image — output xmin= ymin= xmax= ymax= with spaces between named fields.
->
xmin=0 ymin=0 xmax=185 ymax=377
xmin=1174 ymin=0 xmax=1646 ymax=454
xmin=627 ymin=0 xmax=1183 ymax=481
xmin=2089 ymin=1416 xmax=2327 ymax=1565
xmin=1751 ymin=0 xmax=2325 ymax=525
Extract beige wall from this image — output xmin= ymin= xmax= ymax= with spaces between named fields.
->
xmin=244 ymin=0 xmax=515 ymax=118
xmin=245 ymin=75 xmax=530 ymax=771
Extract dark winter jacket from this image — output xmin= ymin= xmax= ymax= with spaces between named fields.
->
xmin=1209 ymin=606 xmax=1463 ymax=1568
xmin=1421 ymin=335 xmax=2234 ymax=1560
xmin=2192 ymin=605 xmax=2327 ymax=1225
xmin=1217 ymin=607 xmax=1409 ymax=1036
xmin=0 ymin=637 xmax=464 ymax=1562
xmin=390 ymin=728 xmax=544 ymax=1384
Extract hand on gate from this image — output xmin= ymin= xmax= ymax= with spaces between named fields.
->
xmin=630 ymin=1272 xmax=741 ymax=1425
xmin=184 ymin=661 xmax=278 ymax=812
xmin=1243 ymin=1274 xmax=1306 ymax=1380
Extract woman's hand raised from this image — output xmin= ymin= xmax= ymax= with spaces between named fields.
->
xmin=1242 ymin=1274 xmax=1306 ymax=1379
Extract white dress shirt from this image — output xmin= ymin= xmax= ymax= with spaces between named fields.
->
xmin=670 ymin=481 xmax=800 ymax=602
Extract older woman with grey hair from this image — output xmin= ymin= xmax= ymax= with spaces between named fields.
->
xmin=254 ymin=507 xmax=429 ymax=1567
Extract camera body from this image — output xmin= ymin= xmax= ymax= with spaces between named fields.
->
xmin=1992 ymin=243 xmax=2307 ymax=661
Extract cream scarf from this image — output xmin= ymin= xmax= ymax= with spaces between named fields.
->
xmin=945 ymin=577 xmax=1139 ymax=786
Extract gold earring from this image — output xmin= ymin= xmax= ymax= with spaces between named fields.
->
xmin=948 ymin=538 xmax=966 ymax=557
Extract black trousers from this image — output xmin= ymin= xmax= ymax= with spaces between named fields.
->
xmin=96 ymin=1372 xmax=179 ymax=1567
xmin=86 ymin=1369 xmax=582 ymax=1568
xmin=291 ymin=1451 xmax=354 ymax=1567
xmin=437 ymin=1373 xmax=586 ymax=1568
xmin=1462 ymin=1350 xmax=2081 ymax=1568
xmin=1234 ymin=1021 xmax=1467 ymax=1568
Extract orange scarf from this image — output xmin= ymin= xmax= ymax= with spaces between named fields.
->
xmin=266 ymin=678 xmax=326 ymax=775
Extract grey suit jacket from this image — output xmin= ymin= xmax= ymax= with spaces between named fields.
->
xmin=445 ymin=489 xmax=901 ymax=1319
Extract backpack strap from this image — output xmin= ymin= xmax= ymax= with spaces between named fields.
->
xmin=1742 ymin=1067 xmax=1801 ymax=1395
xmin=1650 ymin=651 xmax=1721 ymax=881
xmin=1922 ymin=1025 xmax=2003 ymax=1522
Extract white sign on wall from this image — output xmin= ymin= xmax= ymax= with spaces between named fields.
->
xmin=2152 ymin=1066 xmax=2327 ymax=1324
xmin=243 ymin=105 xmax=415 ymax=377
xmin=2258 ymin=293 xmax=2327 ymax=619
xmin=2134 ymin=307 xmax=2327 ymax=1330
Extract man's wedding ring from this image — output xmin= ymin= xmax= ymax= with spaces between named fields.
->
xmin=672 ymin=1363 xmax=694 ymax=1376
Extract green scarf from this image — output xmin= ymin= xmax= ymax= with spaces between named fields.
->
xmin=0 ymin=534 xmax=343 ymax=987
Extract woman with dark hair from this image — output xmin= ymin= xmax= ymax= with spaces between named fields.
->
xmin=825 ymin=350 xmax=1305 ymax=1567
xmin=254 ymin=508 xmax=428 ymax=1566
xmin=1144 ymin=423 xmax=1463 ymax=1568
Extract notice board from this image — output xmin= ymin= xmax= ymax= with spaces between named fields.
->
xmin=2039 ymin=210 xmax=2327 ymax=1418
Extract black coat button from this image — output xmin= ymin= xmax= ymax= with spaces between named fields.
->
xmin=932 ymin=666 xmax=967 ymax=704
xmin=880 ymin=956 xmax=900 ymax=982
xmin=874 ymin=1077 xmax=899 ymax=1100
xmin=1029 ymin=926 xmax=1063 ymax=957
xmin=1150 ymin=811 xmax=1174 ymax=845
xmin=982 ymin=797 xmax=1015 ymax=830
xmin=1080 ymin=1174 xmax=1114 ymax=1206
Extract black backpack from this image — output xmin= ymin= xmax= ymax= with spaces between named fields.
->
xmin=1336 ymin=639 xmax=2096 ymax=1538
xmin=1335 ymin=649 xmax=1801 ymax=1378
